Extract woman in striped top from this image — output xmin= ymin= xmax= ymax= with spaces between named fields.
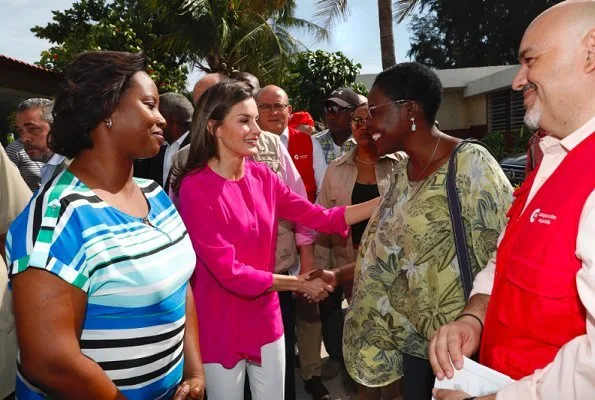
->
xmin=6 ymin=51 xmax=204 ymax=400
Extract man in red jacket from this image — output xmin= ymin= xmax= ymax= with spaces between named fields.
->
xmin=257 ymin=85 xmax=317 ymax=202
xmin=431 ymin=2 xmax=595 ymax=399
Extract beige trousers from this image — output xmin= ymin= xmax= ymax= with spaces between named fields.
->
xmin=295 ymin=299 xmax=322 ymax=381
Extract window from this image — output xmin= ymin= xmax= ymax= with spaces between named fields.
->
xmin=487 ymin=89 xmax=524 ymax=133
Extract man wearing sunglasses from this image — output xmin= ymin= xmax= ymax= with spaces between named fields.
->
xmin=312 ymin=88 xmax=362 ymax=192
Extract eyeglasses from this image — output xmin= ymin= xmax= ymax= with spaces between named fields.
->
xmin=324 ymin=105 xmax=353 ymax=115
xmin=367 ymin=99 xmax=413 ymax=119
xmin=351 ymin=116 xmax=369 ymax=129
xmin=257 ymin=103 xmax=289 ymax=113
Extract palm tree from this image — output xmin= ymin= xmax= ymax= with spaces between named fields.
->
xmin=314 ymin=0 xmax=420 ymax=70
xmin=141 ymin=0 xmax=328 ymax=85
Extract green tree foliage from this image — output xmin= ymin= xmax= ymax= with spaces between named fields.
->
xmin=284 ymin=50 xmax=367 ymax=121
xmin=408 ymin=0 xmax=562 ymax=68
xmin=481 ymin=126 xmax=534 ymax=160
xmin=142 ymin=0 xmax=328 ymax=85
xmin=32 ymin=0 xmax=191 ymax=93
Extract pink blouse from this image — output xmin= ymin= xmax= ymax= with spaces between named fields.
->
xmin=179 ymin=161 xmax=348 ymax=368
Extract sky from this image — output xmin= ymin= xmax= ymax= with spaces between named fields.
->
xmin=0 ymin=0 xmax=414 ymax=89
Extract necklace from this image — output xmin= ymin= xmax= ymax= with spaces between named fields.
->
xmin=411 ymin=133 xmax=442 ymax=181
xmin=355 ymin=154 xmax=377 ymax=165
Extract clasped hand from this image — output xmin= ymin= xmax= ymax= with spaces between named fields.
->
xmin=297 ymin=269 xmax=337 ymax=302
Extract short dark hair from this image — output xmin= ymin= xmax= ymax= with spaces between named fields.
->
xmin=171 ymin=80 xmax=254 ymax=194
xmin=49 ymin=51 xmax=148 ymax=158
xmin=373 ymin=62 xmax=442 ymax=125
xmin=159 ymin=93 xmax=194 ymax=133
xmin=16 ymin=98 xmax=54 ymax=125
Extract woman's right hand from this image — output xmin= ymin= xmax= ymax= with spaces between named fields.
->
xmin=299 ymin=275 xmax=333 ymax=302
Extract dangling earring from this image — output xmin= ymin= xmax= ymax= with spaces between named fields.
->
xmin=410 ymin=117 xmax=416 ymax=132
xmin=105 ymin=119 xmax=113 ymax=129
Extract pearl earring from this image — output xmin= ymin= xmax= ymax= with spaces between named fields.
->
xmin=410 ymin=117 xmax=416 ymax=132
xmin=105 ymin=119 xmax=113 ymax=129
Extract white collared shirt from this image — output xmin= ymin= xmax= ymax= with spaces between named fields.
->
xmin=163 ymin=131 xmax=189 ymax=186
xmin=280 ymin=127 xmax=289 ymax=148
xmin=40 ymin=153 xmax=66 ymax=185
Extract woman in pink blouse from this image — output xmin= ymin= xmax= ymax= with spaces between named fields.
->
xmin=171 ymin=80 xmax=379 ymax=400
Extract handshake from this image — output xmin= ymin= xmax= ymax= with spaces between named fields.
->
xmin=296 ymin=269 xmax=338 ymax=303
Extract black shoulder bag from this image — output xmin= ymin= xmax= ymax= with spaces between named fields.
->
xmin=446 ymin=139 xmax=486 ymax=301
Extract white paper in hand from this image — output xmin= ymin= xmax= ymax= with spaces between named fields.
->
xmin=433 ymin=356 xmax=515 ymax=398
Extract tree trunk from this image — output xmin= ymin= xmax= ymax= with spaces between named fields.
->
xmin=378 ymin=0 xmax=396 ymax=69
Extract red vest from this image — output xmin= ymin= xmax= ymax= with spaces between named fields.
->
xmin=287 ymin=127 xmax=316 ymax=202
xmin=480 ymin=132 xmax=595 ymax=380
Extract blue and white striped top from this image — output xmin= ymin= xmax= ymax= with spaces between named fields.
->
xmin=6 ymin=170 xmax=196 ymax=399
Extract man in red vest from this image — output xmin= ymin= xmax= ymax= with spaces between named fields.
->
xmin=257 ymin=85 xmax=317 ymax=202
xmin=431 ymin=2 xmax=595 ymax=399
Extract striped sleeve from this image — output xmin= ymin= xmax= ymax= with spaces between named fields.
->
xmin=7 ymin=173 xmax=90 ymax=291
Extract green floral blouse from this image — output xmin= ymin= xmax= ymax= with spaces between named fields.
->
xmin=343 ymin=143 xmax=513 ymax=387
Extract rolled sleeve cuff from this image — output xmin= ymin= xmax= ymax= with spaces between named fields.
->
xmin=496 ymin=378 xmax=535 ymax=400
xmin=296 ymin=225 xmax=317 ymax=246
xmin=469 ymin=263 xmax=495 ymax=297
xmin=221 ymin=266 xmax=274 ymax=299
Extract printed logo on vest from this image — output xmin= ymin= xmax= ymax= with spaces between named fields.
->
xmin=530 ymin=208 xmax=557 ymax=224
xmin=293 ymin=154 xmax=309 ymax=160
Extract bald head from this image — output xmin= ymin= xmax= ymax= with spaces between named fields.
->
xmin=257 ymin=85 xmax=289 ymax=103
xmin=528 ymin=1 xmax=595 ymax=43
xmin=256 ymin=85 xmax=292 ymax=135
xmin=192 ymin=73 xmax=227 ymax=104
xmin=511 ymin=0 xmax=595 ymax=138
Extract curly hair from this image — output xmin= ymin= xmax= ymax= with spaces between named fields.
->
xmin=170 ymin=80 xmax=254 ymax=195
xmin=49 ymin=51 xmax=147 ymax=158
xmin=373 ymin=62 xmax=443 ymax=125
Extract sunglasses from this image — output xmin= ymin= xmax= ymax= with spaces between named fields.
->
xmin=257 ymin=103 xmax=289 ymax=113
xmin=351 ymin=116 xmax=369 ymax=129
xmin=367 ymin=99 xmax=413 ymax=119
xmin=324 ymin=104 xmax=354 ymax=115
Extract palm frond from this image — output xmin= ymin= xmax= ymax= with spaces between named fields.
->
xmin=228 ymin=22 xmax=275 ymax=58
xmin=273 ymin=25 xmax=307 ymax=54
xmin=393 ymin=0 xmax=421 ymax=23
xmin=313 ymin=0 xmax=350 ymax=31
xmin=277 ymin=16 xmax=329 ymax=43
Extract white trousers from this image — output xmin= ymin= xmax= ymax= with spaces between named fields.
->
xmin=203 ymin=335 xmax=285 ymax=400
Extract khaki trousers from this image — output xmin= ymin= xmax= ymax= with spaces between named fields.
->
xmin=295 ymin=299 xmax=322 ymax=381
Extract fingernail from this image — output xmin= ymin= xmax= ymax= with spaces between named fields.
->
xmin=455 ymin=361 xmax=462 ymax=369
xmin=436 ymin=372 xmax=444 ymax=380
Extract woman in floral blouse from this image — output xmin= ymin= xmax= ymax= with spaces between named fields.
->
xmin=335 ymin=63 xmax=513 ymax=399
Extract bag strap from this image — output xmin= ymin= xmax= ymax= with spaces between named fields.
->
xmin=446 ymin=139 xmax=485 ymax=301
